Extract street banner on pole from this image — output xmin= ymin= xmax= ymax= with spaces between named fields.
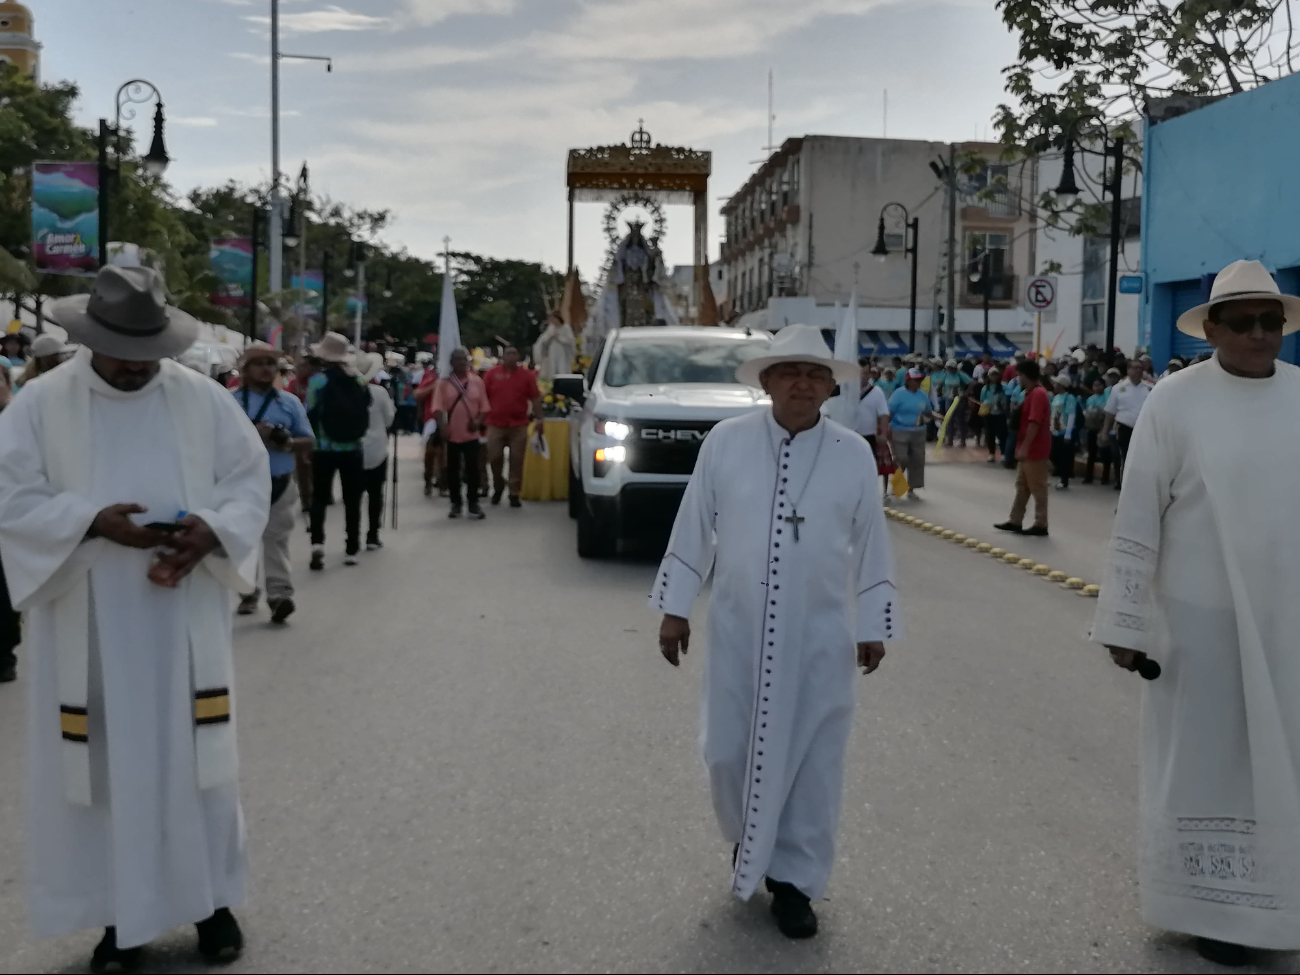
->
xmin=32 ymin=162 xmax=99 ymax=276
xmin=210 ymin=238 xmax=254 ymax=307
xmin=291 ymin=270 xmax=323 ymax=319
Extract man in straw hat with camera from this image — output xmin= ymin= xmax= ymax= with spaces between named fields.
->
xmin=0 ymin=265 xmax=269 ymax=970
xmin=652 ymin=323 xmax=902 ymax=939
xmin=1091 ymin=260 xmax=1300 ymax=967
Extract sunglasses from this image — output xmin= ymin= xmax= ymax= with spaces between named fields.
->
xmin=1217 ymin=311 xmax=1286 ymax=334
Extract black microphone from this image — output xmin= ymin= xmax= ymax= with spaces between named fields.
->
xmin=1136 ymin=657 xmax=1162 ymax=681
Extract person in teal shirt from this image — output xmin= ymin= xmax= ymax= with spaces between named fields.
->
xmin=876 ymin=368 xmax=898 ymax=398
xmin=888 ymin=369 xmax=933 ymax=499
xmin=978 ymin=367 xmax=1009 ymax=461
xmin=935 ymin=361 xmax=971 ymax=446
xmin=1083 ymin=377 xmax=1112 ymax=484
xmin=1049 ymin=375 xmax=1081 ymax=489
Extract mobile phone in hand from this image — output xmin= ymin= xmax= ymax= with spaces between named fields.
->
xmin=144 ymin=521 xmax=186 ymax=533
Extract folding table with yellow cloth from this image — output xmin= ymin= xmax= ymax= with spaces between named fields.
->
xmin=520 ymin=419 xmax=571 ymax=501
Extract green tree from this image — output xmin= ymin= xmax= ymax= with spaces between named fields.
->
xmin=452 ymin=254 xmax=565 ymax=350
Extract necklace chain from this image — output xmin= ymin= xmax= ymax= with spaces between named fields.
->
xmin=771 ymin=419 xmax=828 ymax=515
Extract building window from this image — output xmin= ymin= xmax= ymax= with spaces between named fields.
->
xmin=1081 ymin=236 xmax=1107 ymax=347
xmin=964 ymin=162 xmax=1019 ymax=218
xmin=964 ymin=231 xmax=1011 ymax=299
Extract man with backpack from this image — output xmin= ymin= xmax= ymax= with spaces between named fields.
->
xmin=305 ymin=333 xmax=371 ymax=568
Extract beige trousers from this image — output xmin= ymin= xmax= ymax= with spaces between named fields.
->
xmin=486 ymin=424 xmax=530 ymax=498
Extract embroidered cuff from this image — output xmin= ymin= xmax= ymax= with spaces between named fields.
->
xmin=648 ymin=555 xmax=703 ymax=619
xmin=857 ymin=582 xmax=901 ymax=643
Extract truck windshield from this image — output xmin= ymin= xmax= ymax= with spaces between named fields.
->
xmin=603 ymin=337 xmax=771 ymax=387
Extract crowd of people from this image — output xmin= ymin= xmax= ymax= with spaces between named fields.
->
xmin=853 ymin=342 xmax=1180 ymax=533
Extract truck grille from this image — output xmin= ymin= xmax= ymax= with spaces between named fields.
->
xmin=625 ymin=420 xmax=717 ymax=475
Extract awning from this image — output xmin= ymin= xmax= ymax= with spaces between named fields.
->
xmin=860 ymin=331 xmax=910 ymax=357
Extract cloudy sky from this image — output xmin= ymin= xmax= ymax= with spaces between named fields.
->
xmin=37 ymin=0 xmax=1018 ymax=273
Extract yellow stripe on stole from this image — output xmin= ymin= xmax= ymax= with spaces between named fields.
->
xmin=59 ymin=708 xmax=89 ymax=740
xmin=193 ymin=693 xmax=231 ymax=724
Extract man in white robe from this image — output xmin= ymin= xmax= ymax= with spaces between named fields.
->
xmin=652 ymin=324 xmax=901 ymax=939
xmin=0 ymin=266 xmax=269 ymax=971
xmin=1093 ymin=260 xmax=1300 ymax=967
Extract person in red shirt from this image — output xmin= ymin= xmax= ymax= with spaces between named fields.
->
xmin=995 ymin=358 xmax=1051 ymax=536
xmin=482 ymin=346 xmax=543 ymax=507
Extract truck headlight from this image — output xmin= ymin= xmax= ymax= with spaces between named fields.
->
xmin=594 ymin=418 xmax=630 ymax=441
xmin=595 ymin=446 xmax=626 ymax=464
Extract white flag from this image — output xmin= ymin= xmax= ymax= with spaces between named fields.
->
xmin=436 ymin=265 xmax=461 ymax=377
xmin=833 ymin=289 xmax=859 ymax=426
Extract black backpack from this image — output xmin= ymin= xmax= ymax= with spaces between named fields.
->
xmin=315 ymin=367 xmax=371 ymax=443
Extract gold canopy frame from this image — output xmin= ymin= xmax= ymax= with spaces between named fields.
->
xmin=567 ymin=122 xmax=711 ymax=315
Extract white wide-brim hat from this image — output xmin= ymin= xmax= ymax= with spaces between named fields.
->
xmin=1177 ymin=260 xmax=1300 ymax=338
xmin=735 ymin=323 xmax=859 ymax=387
xmin=311 ymin=331 xmax=354 ymax=363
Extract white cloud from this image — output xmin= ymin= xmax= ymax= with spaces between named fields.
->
xmin=228 ymin=51 xmax=270 ymax=65
xmin=216 ymin=105 xmax=303 ymax=119
xmin=172 ymin=117 xmax=220 ymax=128
xmin=401 ymin=0 xmax=515 ymax=26
xmin=245 ymin=5 xmax=389 ymax=34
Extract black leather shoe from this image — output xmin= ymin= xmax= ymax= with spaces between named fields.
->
xmin=1022 ymin=525 xmax=1049 ymax=537
xmin=491 ymin=487 xmax=504 ymax=506
xmin=196 ymin=908 xmax=243 ymax=963
xmin=90 ymin=927 xmax=143 ymax=973
xmin=1195 ymin=938 xmax=1250 ymax=967
xmin=449 ymin=504 xmax=463 ymax=519
xmin=0 ymin=654 xmax=15 ymax=683
xmin=767 ymin=880 xmax=818 ymax=939
xmin=268 ymin=597 xmax=295 ymax=624
xmin=468 ymin=506 xmax=486 ymax=521
xmin=993 ymin=521 xmax=1024 ymax=533
xmin=509 ymin=497 xmax=522 ymax=508
xmin=236 ymin=593 xmax=259 ymax=616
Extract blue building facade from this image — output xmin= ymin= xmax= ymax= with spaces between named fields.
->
xmin=1141 ymin=72 xmax=1300 ymax=369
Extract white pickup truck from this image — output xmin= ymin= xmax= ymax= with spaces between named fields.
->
xmin=555 ymin=325 xmax=772 ymax=558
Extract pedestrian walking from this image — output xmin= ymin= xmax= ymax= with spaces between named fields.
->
xmin=233 ymin=343 xmax=315 ymax=622
xmin=412 ymin=360 xmax=443 ymax=497
xmin=936 ymin=360 xmax=970 ymax=446
xmin=994 ymin=358 xmax=1051 ymax=536
xmin=285 ymin=355 xmax=320 ymax=516
xmin=1081 ymin=378 xmax=1112 ymax=484
xmin=483 ymin=345 xmax=543 ymax=508
xmin=887 ymin=368 xmax=931 ymax=500
xmin=1100 ymin=358 xmax=1152 ymax=491
xmin=0 ymin=266 xmax=268 ymax=970
xmin=853 ymin=357 xmax=891 ymax=459
xmin=652 ymin=324 xmax=900 ymax=940
xmin=431 ymin=346 xmax=491 ymax=520
xmin=978 ymin=367 xmax=1009 ymax=462
xmin=1048 ymin=374 xmax=1080 ymax=489
xmin=357 ymin=352 xmax=396 ymax=550
xmin=1093 ymin=260 xmax=1300 ymax=968
xmin=306 ymin=332 xmax=370 ymax=569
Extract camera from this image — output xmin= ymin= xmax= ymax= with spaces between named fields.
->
xmin=268 ymin=424 xmax=292 ymax=448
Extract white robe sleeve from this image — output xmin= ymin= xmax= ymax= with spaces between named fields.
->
xmin=851 ymin=474 xmax=902 ymax=643
xmin=1090 ymin=396 xmax=1170 ymax=652
xmin=0 ymin=388 xmax=102 ymax=608
xmin=193 ymin=386 xmax=271 ymax=591
xmin=648 ymin=433 xmax=718 ymax=619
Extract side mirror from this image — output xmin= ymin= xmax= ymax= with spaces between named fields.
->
xmin=553 ymin=373 xmax=586 ymax=404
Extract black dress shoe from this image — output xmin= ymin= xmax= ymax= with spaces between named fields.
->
xmin=0 ymin=654 xmax=15 ymax=683
xmin=1195 ymin=937 xmax=1250 ymax=967
xmin=1021 ymin=525 xmax=1049 ymax=537
xmin=766 ymin=879 xmax=818 ymax=939
xmin=449 ymin=504 xmax=463 ymax=519
xmin=491 ymin=486 xmax=504 ymax=506
xmin=90 ymin=927 xmax=143 ymax=974
xmin=468 ymin=505 xmax=486 ymax=521
xmin=993 ymin=521 xmax=1024 ymax=533
xmin=196 ymin=908 xmax=243 ymax=963
xmin=268 ymin=597 xmax=295 ymax=624
xmin=236 ymin=593 xmax=259 ymax=616
xmin=509 ymin=496 xmax=522 ymax=508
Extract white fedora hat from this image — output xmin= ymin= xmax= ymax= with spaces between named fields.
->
xmin=736 ymin=323 xmax=859 ymax=387
xmin=1176 ymin=260 xmax=1300 ymax=338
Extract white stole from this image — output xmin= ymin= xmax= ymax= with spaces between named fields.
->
xmin=40 ymin=351 xmax=252 ymax=805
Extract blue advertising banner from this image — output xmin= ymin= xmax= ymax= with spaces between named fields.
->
xmin=32 ymin=162 xmax=99 ymax=276
xmin=210 ymin=238 xmax=253 ymax=307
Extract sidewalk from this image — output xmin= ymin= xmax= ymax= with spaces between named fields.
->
xmin=893 ymin=446 xmax=1119 ymax=587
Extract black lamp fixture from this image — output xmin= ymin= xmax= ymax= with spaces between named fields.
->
xmin=1054 ymin=138 xmax=1081 ymax=204
xmin=283 ymin=198 xmax=301 ymax=249
xmin=382 ymin=268 xmax=394 ymax=299
xmin=142 ymin=101 xmax=170 ymax=177
xmin=871 ymin=216 xmax=889 ymax=260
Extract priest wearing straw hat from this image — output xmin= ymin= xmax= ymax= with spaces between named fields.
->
xmin=0 ymin=266 xmax=269 ymax=971
xmin=1092 ymin=260 xmax=1300 ymax=967
xmin=652 ymin=324 xmax=902 ymax=939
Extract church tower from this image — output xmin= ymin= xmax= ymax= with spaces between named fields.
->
xmin=0 ymin=2 xmax=40 ymax=81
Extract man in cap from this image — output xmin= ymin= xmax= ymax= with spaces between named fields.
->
xmin=233 ymin=342 xmax=315 ymax=622
xmin=0 ymin=266 xmax=268 ymax=969
xmin=653 ymin=324 xmax=901 ymax=939
xmin=306 ymin=332 xmax=371 ymax=568
xmin=1092 ymin=260 xmax=1300 ymax=967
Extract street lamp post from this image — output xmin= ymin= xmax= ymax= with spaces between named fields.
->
xmin=97 ymin=79 xmax=170 ymax=267
xmin=249 ymin=199 xmax=267 ymax=345
xmin=968 ymin=253 xmax=993 ymax=356
xmin=871 ymin=202 xmax=920 ymax=353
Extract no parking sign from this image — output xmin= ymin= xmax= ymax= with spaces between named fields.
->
xmin=1025 ymin=276 xmax=1058 ymax=323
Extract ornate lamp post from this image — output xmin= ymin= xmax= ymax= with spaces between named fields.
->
xmin=871 ymin=202 xmax=920 ymax=353
xmin=97 ymin=79 xmax=169 ymax=267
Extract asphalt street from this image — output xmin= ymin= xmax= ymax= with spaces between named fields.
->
xmin=0 ymin=440 xmax=1293 ymax=973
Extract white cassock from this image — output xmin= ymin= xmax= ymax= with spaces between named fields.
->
xmin=0 ymin=350 xmax=269 ymax=949
xmin=650 ymin=409 xmax=901 ymax=900
xmin=1091 ymin=355 xmax=1300 ymax=949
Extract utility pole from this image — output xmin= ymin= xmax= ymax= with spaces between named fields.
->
xmin=269 ymin=0 xmax=283 ymax=295
xmin=945 ymin=142 xmax=957 ymax=355
xmin=1104 ymin=137 xmax=1124 ymax=353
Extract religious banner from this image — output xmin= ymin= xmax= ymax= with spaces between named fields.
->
xmin=210 ymin=238 xmax=253 ymax=307
xmin=32 ymin=162 xmax=99 ymax=276
xmin=290 ymin=270 xmax=323 ymax=320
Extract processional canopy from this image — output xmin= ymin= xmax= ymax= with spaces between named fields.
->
xmin=567 ymin=121 xmax=711 ymax=206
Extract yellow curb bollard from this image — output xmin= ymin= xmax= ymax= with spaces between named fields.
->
xmin=952 ymin=533 xmax=966 ymax=542
xmin=931 ymin=525 xmax=945 ymax=534
xmin=1032 ymin=564 xmax=1051 ymax=576
xmin=1048 ymin=570 xmax=1067 ymax=582
xmin=981 ymin=544 xmax=996 ymax=554
xmin=941 ymin=529 xmax=955 ymax=539
xmin=1003 ymin=552 xmax=1021 ymax=564
xmin=1018 ymin=558 xmax=1036 ymax=569
xmin=1062 ymin=577 xmax=1085 ymax=589
xmin=921 ymin=522 xmax=934 ymax=531
xmin=1081 ymin=584 xmax=1101 ymax=597
xmin=988 ymin=547 xmax=1005 ymax=558
xmin=964 ymin=538 xmax=980 ymax=548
